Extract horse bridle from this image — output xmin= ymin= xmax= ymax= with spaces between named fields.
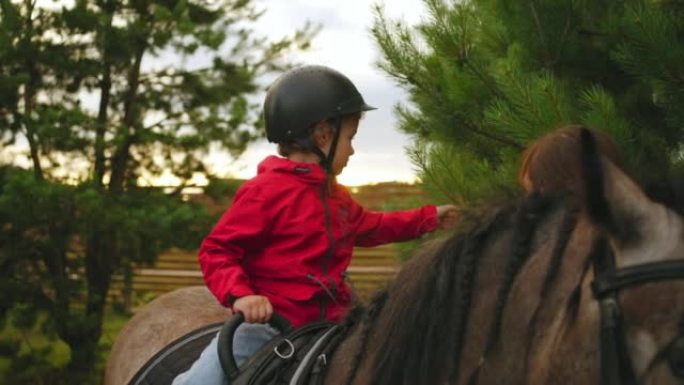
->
xmin=591 ymin=240 xmax=684 ymax=385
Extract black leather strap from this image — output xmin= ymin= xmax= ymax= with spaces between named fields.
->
xmin=592 ymin=260 xmax=684 ymax=298
xmin=589 ymin=245 xmax=684 ymax=385
xmin=217 ymin=312 xmax=293 ymax=380
xmin=596 ymin=295 xmax=638 ymax=385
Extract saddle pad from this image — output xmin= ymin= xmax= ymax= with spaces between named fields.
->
xmin=128 ymin=322 xmax=223 ymax=385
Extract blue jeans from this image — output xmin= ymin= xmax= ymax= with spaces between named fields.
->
xmin=172 ymin=323 xmax=280 ymax=385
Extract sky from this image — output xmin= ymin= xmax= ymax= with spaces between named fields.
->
xmin=6 ymin=0 xmax=429 ymax=187
xmin=211 ymin=0 xmax=429 ymax=186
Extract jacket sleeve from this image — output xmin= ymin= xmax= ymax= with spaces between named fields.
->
xmin=350 ymin=197 xmax=439 ymax=247
xmin=198 ymin=186 xmax=266 ymax=307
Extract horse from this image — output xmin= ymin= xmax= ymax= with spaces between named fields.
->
xmin=105 ymin=133 xmax=684 ymax=385
xmin=105 ymin=285 xmax=231 ymax=385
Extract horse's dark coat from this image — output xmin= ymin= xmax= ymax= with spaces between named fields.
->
xmin=107 ymin=149 xmax=684 ymax=385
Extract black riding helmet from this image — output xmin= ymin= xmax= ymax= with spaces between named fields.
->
xmin=264 ymin=66 xmax=376 ymax=174
xmin=264 ymin=65 xmax=376 ymax=144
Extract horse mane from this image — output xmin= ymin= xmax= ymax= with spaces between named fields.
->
xmin=340 ymin=140 xmax=683 ymax=385
xmin=350 ymin=193 xmax=578 ymax=385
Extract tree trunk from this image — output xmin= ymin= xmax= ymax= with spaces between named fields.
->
xmin=63 ymin=230 xmax=115 ymax=376
xmin=94 ymin=64 xmax=111 ymax=188
xmin=21 ymin=0 xmax=44 ymax=181
xmin=109 ymin=42 xmax=146 ymax=194
xmin=94 ymin=0 xmax=115 ymax=188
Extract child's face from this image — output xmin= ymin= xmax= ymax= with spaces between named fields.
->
xmin=316 ymin=115 xmax=359 ymax=175
xmin=331 ymin=117 xmax=359 ymax=175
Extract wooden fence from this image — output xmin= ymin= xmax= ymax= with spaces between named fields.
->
xmin=109 ymin=244 xmax=401 ymax=308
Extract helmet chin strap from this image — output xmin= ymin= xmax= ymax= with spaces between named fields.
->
xmin=324 ymin=117 xmax=342 ymax=174
xmin=295 ymin=117 xmax=342 ymax=175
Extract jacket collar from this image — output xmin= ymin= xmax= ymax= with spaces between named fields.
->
xmin=257 ymin=155 xmax=329 ymax=184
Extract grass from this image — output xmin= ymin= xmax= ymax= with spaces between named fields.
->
xmin=0 ymin=308 xmax=132 ymax=385
xmin=96 ymin=310 xmax=133 ymax=377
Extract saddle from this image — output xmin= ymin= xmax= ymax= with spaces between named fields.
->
xmin=128 ymin=322 xmax=224 ymax=385
xmin=217 ymin=313 xmax=347 ymax=385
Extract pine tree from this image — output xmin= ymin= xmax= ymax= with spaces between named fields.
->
xmin=0 ymin=0 xmax=316 ymax=380
xmin=373 ymin=0 xmax=684 ymax=203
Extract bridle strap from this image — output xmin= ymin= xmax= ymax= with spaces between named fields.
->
xmin=592 ymin=260 xmax=684 ymax=298
xmin=592 ymin=245 xmax=638 ymax=385
xmin=595 ymin=294 xmax=638 ymax=385
xmin=591 ymin=247 xmax=684 ymax=385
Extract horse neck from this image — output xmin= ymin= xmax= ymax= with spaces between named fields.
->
xmin=462 ymin=214 xmax=601 ymax=385
xmin=327 ymin=202 xmax=604 ymax=385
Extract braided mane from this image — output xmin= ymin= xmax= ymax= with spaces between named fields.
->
xmin=345 ymin=194 xmax=578 ymax=385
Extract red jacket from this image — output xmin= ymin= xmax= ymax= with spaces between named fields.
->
xmin=199 ymin=156 xmax=438 ymax=327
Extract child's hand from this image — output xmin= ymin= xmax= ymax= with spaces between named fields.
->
xmin=436 ymin=204 xmax=458 ymax=230
xmin=233 ymin=295 xmax=273 ymax=323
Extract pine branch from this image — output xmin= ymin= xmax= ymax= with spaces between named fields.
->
xmin=460 ymin=119 xmax=524 ymax=150
xmin=552 ymin=7 xmax=574 ymax=67
xmin=528 ymin=0 xmax=551 ymax=67
xmin=142 ymin=111 xmax=186 ymax=132
xmin=463 ymin=59 xmax=503 ymax=99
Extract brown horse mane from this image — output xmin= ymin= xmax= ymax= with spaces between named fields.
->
xmin=339 ymin=138 xmax=684 ymax=385
xmin=339 ymin=193 xmax=577 ymax=385
xmin=343 ymin=177 xmax=683 ymax=385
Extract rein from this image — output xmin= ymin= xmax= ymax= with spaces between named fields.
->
xmin=591 ymin=240 xmax=684 ymax=385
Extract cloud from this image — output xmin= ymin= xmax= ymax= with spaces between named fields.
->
xmin=19 ymin=0 xmax=425 ymax=187
xmin=216 ymin=0 xmax=428 ymax=185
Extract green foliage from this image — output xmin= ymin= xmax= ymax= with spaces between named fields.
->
xmin=409 ymin=140 xmax=517 ymax=204
xmin=0 ymin=307 xmax=131 ymax=385
xmin=0 ymin=0 xmax=316 ymax=378
xmin=0 ymin=166 xmax=214 ymax=381
xmin=373 ymin=0 xmax=684 ymax=203
xmin=203 ymin=176 xmax=244 ymax=202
